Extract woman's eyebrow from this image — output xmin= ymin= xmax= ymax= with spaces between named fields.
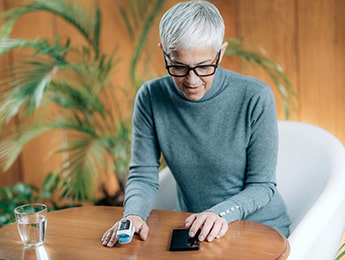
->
xmin=170 ymin=57 xmax=213 ymax=66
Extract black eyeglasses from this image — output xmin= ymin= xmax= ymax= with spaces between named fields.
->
xmin=163 ymin=50 xmax=221 ymax=77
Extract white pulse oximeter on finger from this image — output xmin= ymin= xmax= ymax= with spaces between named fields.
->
xmin=116 ymin=218 xmax=135 ymax=244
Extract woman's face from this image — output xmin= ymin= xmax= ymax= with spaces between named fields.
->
xmin=164 ymin=45 xmax=226 ymax=101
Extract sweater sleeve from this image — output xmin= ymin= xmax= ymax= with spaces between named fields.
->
xmin=208 ymin=86 xmax=279 ymax=223
xmin=123 ymin=85 xmax=161 ymax=220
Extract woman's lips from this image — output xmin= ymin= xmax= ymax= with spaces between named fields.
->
xmin=184 ymin=85 xmax=201 ymax=93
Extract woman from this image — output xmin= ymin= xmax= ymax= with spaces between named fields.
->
xmin=102 ymin=0 xmax=291 ymax=247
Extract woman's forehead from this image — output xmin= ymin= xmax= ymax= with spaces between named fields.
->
xmin=168 ymin=48 xmax=216 ymax=65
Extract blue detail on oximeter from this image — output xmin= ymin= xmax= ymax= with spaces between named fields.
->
xmin=118 ymin=234 xmax=132 ymax=244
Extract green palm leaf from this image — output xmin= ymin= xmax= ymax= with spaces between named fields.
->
xmin=0 ymin=0 xmax=121 ymax=204
xmin=119 ymin=0 xmax=164 ymax=88
xmin=1 ymin=61 xmax=55 ymax=121
xmin=0 ymin=0 xmax=100 ymax=54
xmin=0 ymin=124 xmax=52 ymax=171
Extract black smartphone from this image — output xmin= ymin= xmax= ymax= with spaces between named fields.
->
xmin=169 ymin=228 xmax=200 ymax=251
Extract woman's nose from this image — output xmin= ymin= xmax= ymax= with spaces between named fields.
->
xmin=185 ymin=69 xmax=200 ymax=83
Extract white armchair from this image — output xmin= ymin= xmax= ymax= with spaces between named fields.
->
xmin=153 ymin=121 xmax=345 ymax=260
xmin=277 ymin=121 xmax=345 ymax=259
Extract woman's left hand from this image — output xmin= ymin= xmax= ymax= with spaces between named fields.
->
xmin=185 ymin=211 xmax=228 ymax=242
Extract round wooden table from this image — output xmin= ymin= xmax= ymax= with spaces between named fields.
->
xmin=0 ymin=206 xmax=289 ymax=259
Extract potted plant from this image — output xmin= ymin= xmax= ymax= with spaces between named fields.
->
xmin=0 ymin=0 xmax=296 ymax=226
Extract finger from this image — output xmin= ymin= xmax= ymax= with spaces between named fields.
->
xmin=216 ymin=219 xmax=228 ymax=239
xmin=101 ymin=224 xmax=118 ymax=246
xmin=102 ymin=227 xmax=114 ymax=241
xmin=136 ymin=222 xmax=149 ymax=241
xmin=197 ymin=214 xmax=219 ymax=242
xmin=105 ymin=229 xmax=119 ymax=247
xmin=127 ymin=215 xmax=149 ymax=241
xmin=189 ymin=214 xmax=207 ymax=238
xmin=205 ymin=220 xmax=222 ymax=242
xmin=101 ymin=231 xmax=108 ymax=243
xmin=184 ymin=214 xmax=197 ymax=228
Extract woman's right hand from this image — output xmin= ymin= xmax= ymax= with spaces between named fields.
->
xmin=101 ymin=215 xmax=149 ymax=247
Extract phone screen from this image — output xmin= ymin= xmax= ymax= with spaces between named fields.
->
xmin=169 ymin=229 xmax=200 ymax=251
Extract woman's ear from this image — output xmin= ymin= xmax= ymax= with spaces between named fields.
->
xmin=158 ymin=43 xmax=163 ymax=50
xmin=219 ymin=42 xmax=229 ymax=63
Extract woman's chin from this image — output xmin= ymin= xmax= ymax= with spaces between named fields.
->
xmin=182 ymin=87 xmax=205 ymax=101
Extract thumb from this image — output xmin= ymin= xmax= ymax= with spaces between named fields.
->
xmin=136 ymin=222 xmax=149 ymax=241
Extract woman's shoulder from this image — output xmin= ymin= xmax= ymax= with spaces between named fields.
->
xmin=138 ymin=75 xmax=172 ymax=93
xmin=221 ymin=67 xmax=269 ymax=90
xmin=221 ymin=67 xmax=274 ymax=99
xmin=135 ymin=75 xmax=175 ymax=106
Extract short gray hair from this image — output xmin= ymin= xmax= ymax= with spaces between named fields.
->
xmin=159 ymin=0 xmax=225 ymax=54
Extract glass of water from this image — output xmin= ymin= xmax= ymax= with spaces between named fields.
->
xmin=14 ymin=203 xmax=47 ymax=247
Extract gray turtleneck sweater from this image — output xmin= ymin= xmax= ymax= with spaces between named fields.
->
xmin=123 ymin=67 xmax=291 ymax=237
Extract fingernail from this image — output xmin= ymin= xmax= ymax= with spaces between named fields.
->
xmin=199 ymin=235 xmax=205 ymax=241
xmin=189 ymin=231 xmax=195 ymax=237
xmin=207 ymin=236 xmax=214 ymax=242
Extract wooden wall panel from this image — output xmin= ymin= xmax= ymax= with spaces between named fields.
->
xmin=212 ymin=0 xmax=241 ymax=72
xmin=334 ymin=0 xmax=345 ymax=141
xmin=0 ymin=0 xmax=344 ymax=188
xmin=235 ymin=0 xmax=299 ymax=119
xmin=297 ymin=0 xmax=345 ymax=142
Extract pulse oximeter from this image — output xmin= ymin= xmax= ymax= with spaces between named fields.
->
xmin=116 ymin=218 xmax=135 ymax=244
